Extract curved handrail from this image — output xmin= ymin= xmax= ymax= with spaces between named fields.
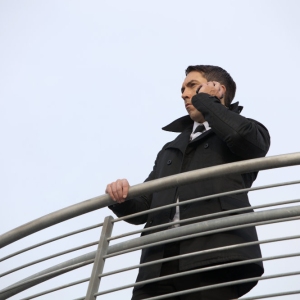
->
xmin=2 ymin=205 xmax=300 ymax=299
xmin=1 ymin=152 xmax=300 ymax=248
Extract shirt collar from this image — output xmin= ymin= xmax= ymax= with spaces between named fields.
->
xmin=192 ymin=121 xmax=210 ymax=132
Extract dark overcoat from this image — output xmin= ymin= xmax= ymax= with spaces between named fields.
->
xmin=110 ymin=93 xmax=271 ymax=293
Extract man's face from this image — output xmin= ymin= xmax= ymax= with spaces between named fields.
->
xmin=181 ymin=71 xmax=207 ymax=123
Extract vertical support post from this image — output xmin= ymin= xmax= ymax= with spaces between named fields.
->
xmin=85 ymin=215 xmax=114 ymax=300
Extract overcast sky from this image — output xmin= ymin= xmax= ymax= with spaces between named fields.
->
xmin=1 ymin=1 xmax=300 ymax=299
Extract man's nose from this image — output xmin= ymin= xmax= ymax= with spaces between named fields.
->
xmin=181 ymin=89 xmax=191 ymax=101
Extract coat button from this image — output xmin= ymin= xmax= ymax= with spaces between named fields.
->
xmin=167 ymin=159 xmax=172 ymax=165
xmin=204 ymin=143 xmax=209 ymax=149
xmin=149 ymin=220 xmax=153 ymax=224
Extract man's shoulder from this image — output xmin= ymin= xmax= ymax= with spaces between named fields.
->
xmin=160 ymin=139 xmax=175 ymax=151
xmin=245 ymin=117 xmax=269 ymax=132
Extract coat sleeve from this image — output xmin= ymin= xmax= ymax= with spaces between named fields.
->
xmin=108 ymin=193 xmax=152 ymax=225
xmin=108 ymin=145 xmax=168 ymax=225
xmin=192 ymin=93 xmax=271 ymax=159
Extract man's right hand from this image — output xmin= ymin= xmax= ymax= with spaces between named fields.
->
xmin=105 ymin=179 xmax=130 ymax=203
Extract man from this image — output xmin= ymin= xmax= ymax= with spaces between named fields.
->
xmin=106 ymin=65 xmax=270 ymax=299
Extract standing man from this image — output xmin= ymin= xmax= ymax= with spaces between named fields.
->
xmin=106 ymin=65 xmax=270 ymax=299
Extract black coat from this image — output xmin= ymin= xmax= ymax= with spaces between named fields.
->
xmin=110 ymin=93 xmax=271 ymax=291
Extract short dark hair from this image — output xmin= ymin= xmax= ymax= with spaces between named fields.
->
xmin=185 ymin=65 xmax=236 ymax=106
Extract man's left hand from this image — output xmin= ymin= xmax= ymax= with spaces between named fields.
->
xmin=197 ymin=81 xmax=225 ymax=105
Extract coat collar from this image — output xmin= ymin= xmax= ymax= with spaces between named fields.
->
xmin=162 ymin=101 xmax=243 ymax=133
xmin=165 ymin=128 xmax=191 ymax=153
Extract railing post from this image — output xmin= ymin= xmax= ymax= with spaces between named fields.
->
xmin=85 ymin=215 xmax=114 ymax=300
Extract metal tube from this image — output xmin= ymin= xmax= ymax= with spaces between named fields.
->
xmin=19 ymin=278 xmax=90 ymax=300
xmin=2 ymin=208 xmax=300 ymax=298
xmin=95 ymin=252 xmax=300 ymax=296
xmin=0 ymin=241 xmax=98 ymax=278
xmin=144 ymin=271 xmax=300 ymax=300
xmin=99 ymin=234 xmax=300 ymax=278
xmin=106 ymin=205 xmax=300 ymax=257
xmin=0 ymin=222 xmax=103 ymax=263
xmin=104 ymin=216 xmax=300 ymax=258
xmin=111 ymin=179 xmax=300 ymax=224
xmin=0 ymin=252 xmax=96 ymax=293
xmin=6 ymin=180 xmax=298 ymax=266
xmin=0 ymin=259 xmax=94 ymax=300
xmin=1 ymin=153 xmax=300 ymax=248
xmin=108 ymin=197 xmax=300 ymax=240
xmin=4 ymin=196 xmax=297 ymax=279
xmin=85 ymin=216 xmax=114 ymax=300
xmin=242 ymin=290 xmax=300 ymax=299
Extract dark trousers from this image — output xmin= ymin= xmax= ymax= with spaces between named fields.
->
xmin=132 ymin=242 xmax=257 ymax=300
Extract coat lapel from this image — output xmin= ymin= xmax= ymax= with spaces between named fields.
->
xmin=165 ymin=129 xmax=191 ymax=154
xmin=165 ymin=127 xmax=214 ymax=153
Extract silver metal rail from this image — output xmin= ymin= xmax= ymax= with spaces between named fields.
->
xmin=98 ymin=233 xmax=300 ymax=279
xmin=109 ymin=194 xmax=300 ymax=240
xmin=85 ymin=216 xmax=114 ymax=300
xmin=1 ymin=152 xmax=300 ymax=248
xmin=1 ymin=212 xmax=300 ymax=298
xmin=95 ymin=254 xmax=300 ymax=297
xmin=111 ymin=179 xmax=300 ymax=225
xmin=0 ymin=152 xmax=300 ymax=299
xmin=8 ymin=233 xmax=300 ymax=300
xmin=0 ymin=221 xmax=104 ymax=263
xmin=143 ymin=271 xmax=300 ymax=300
xmin=0 ymin=242 xmax=99 ymax=278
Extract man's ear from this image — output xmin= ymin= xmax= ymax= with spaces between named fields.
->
xmin=220 ymin=85 xmax=226 ymax=106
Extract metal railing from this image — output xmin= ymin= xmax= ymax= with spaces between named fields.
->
xmin=1 ymin=153 xmax=300 ymax=299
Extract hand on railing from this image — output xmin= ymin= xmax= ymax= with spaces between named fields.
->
xmin=105 ymin=179 xmax=130 ymax=203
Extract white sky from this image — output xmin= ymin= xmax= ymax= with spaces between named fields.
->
xmin=1 ymin=0 xmax=300 ymax=299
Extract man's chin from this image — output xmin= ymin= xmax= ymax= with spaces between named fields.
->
xmin=189 ymin=112 xmax=205 ymax=123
